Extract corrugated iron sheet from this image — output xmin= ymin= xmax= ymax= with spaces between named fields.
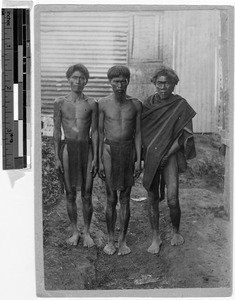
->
xmin=40 ymin=9 xmax=222 ymax=133
xmin=163 ymin=10 xmax=220 ymax=132
xmin=40 ymin=11 xmax=129 ymax=114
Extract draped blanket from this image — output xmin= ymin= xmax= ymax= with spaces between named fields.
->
xmin=142 ymin=94 xmax=196 ymax=190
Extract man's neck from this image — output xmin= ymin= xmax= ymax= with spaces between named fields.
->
xmin=71 ymin=91 xmax=83 ymax=102
xmin=156 ymin=93 xmax=174 ymax=102
xmin=113 ymin=92 xmax=127 ymax=104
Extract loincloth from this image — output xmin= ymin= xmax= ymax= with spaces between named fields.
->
xmin=105 ymin=139 xmax=134 ymax=191
xmin=59 ymin=139 xmax=89 ymax=191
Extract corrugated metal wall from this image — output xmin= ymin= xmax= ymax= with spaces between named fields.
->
xmin=163 ymin=10 xmax=220 ymax=132
xmin=40 ymin=11 xmax=129 ymax=114
xmin=40 ymin=9 xmax=222 ymax=133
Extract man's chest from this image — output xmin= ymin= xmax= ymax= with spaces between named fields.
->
xmin=105 ymin=103 xmax=136 ymax=122
xmin=61 ymin=101 xmax=91 ymax=119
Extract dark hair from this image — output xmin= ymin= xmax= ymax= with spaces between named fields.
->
xmin=66 ymin=64 xmax=90 ymax=82
xmin=107 ymin=65 xmax=130 ymax=82
xmin=151 ymin=65 xmax=179 ymax=85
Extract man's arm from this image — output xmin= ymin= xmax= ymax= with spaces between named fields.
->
xmin=98 ymin=102 xmax=105 ymax=180
xmin=134 ymin=100 xmax=142 ymax=179
xmin=160 ymin=133 xmax=182 ymax=168
xmin=90 ymin=100 xmax=98 ymax=177
xmin=166 ymin=137 xmax=181 ymax=157
xmin=162 ymin=121 xmax=194 ymax=166
xmin=53 ymin=99 xmax=63 ymax=172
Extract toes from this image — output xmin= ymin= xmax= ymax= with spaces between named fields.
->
xmin=84 ymin=240 xmax=95 ymax=248
xmin=147 ymin=241 xmax=162 ymax=254
xmin=103 ymin=244 xmax=116 ymax=255
xmin=171 ymin=234 xmax=184 ymax=246
xmin=147 ymin=247 xmax=160 ymax=254
xmin=118 ymin=246 xmax=131 ymax=256
xmin=66 ymin=235 xmax=80 ymax=246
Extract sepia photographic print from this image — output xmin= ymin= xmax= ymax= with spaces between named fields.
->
xmin=34 ymin=4 xmax=233 ymax=297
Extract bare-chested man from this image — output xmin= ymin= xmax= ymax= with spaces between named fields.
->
xmin=98 ymin=65 xmax=142 ymax=256
xmin=53 ymin=64 xmax=98 ymax=247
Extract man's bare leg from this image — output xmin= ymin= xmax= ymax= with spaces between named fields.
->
xmin=169 ymin=203 xmax=184 ymax=246
xmin=82 ymin=146 xmax=95 ymax=248
xmin=164 ymin=154 xmax=184 ymax=246
xmin=63 ymin=145 xmax=80 ymax=245
xmin=82 ymin=192 xmax=95 ymax=247
xmin=118 ymin=188 xmax=131 ymax=255
xmin=103 ymin=190 xmax=118 ymax=255
xmin=147 ymin=191 xmax=162 ymax=254
xmin=82 ymin=191 xmax=95 ymax=247
xmin=66 ymin=192 xmax=81 ymax=245
xmin=102 ymin=144 xmax=117 ymax=255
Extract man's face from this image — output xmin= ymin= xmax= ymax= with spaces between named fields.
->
xmin=110 ymin=75 xmax=129 ymax=95
xmin=155 ymin=75 xmax=175 ymax=100
xmin=68 ymin=70 xmax=87 ymax=93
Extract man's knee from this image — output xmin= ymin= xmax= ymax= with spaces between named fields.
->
xmin=120 ymin=187 xmax=131 ymax=202
xmin=119 ymin=195 xmax=130 ymax=207
xmin=66 ymin=191 xmax=76 ymax=203
xmin=81 ymin=187 xmax=92 ymax=205
xmin=148 ymin=191 xmax=159 ymax=205
xmin=167 ymin=196 xmax=179 ymax=208
xmin=106 ymin=192 xmax=118 ymax=209
xmin=166 ymin=180 xmax=178 ymax=198
xmin=105 ymin=183 xmax=116 ymax=197
xmin=82 ymin=185 xmax=92 ymax=197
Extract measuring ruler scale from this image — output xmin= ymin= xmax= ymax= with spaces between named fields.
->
xmin=2 ymin=9 xmax=30 ymax=169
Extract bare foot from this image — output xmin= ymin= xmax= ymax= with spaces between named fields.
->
xmin=83 ymin=234 xmax=95 ymax=248
xmin=147 ymin=237 xmax=162 ymax=254
xmin=66 ymin=231 xmax=80 ymax=246
xmin=103 ymin=242 xmax=116 ymax=255
xmin=171 ymin=232 xmax=184 ymax=246
xmin=118 ymin=241 xmax=131 ymax=256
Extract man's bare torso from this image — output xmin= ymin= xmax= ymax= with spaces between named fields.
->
xmin=55 ymin=93 xmax=94 ymax=141
xmin=100 ymin=95 xmax=138 ymax=142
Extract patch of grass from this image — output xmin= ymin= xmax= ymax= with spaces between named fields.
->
xmin=181 ymin=134 xmax=225 ymax=190
xmin=42 ymin=137 xmax=61 ymax=209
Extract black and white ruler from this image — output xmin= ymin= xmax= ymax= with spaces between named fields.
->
xmin=2 ymin=8 xmax=30 ymax=169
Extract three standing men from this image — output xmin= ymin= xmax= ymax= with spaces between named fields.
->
xmin=53 ymin=63 xmax=196 ymax=255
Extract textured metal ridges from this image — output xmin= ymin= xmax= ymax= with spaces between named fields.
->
xmin=40 ymin=9 xmax=222 ymax=134
xmin=164 ymin=10 xmax=220 ymax=132
xmin=40 ymin=11 xmax=128 ymax=114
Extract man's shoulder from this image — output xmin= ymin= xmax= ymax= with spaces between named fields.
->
xmin=126 ymin=95 xmax=141 ymax=102
xmin=173 ymin=95 xmax=195 ymax=110
xmin=98 ymin=94 xmax=113 ymax=102
xmin=128 ymin=96 xmax=142 ymax=109
xmin=173 ymin=94 xmax=187 ymax=103
xmin=142 ymin=94 xmax=156 ymax=110
xmin=86 ymin=95 xmax=98 ymax=106
xmin=143 ymin=94 xmax=187 ymax=107
xmin=98 ymin=94 xmax=113 ymax=107
xmin=54 ymin=95 xmax=67 ymax=104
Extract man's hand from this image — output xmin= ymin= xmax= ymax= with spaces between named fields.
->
xmin=160 ymin=155 xmax=169 ymax=169
xmin=90 ymin=160 xmax=98 ymax=178
xmin=55 ymin=158 xmax=63 ymax=173
xmin=98 ymin=162 xmax=106 ymax=181
xmin=134 ymin=161 xmax=142 ymax=180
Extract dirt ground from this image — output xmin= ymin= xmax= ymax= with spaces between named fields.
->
xmin=42 ymin=134 xmax=231 ymax=293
